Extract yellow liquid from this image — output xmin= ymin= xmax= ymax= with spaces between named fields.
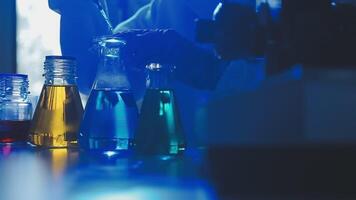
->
xmin=29 ymin=85 xmax=83 ymax=147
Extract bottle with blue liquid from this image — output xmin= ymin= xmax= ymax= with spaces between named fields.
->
xmin=135 ymin=63 xmax=185 ymax=156
xmin=79 ymin=36 xmax=138 ymax=151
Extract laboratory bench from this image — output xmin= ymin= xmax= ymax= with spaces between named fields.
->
xmin=1 ymin=142 xmax=356 ymax=200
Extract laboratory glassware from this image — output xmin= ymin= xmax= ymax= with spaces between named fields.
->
xmin=79 ymin=36 xmax=138 ymax=151
xmin=0 ymin=74 xmax=32 ymax=143
xmin=29 ymin=56 xmax=83 ymax=147
xmin=135 ymin=63 xmax=185 ymax=155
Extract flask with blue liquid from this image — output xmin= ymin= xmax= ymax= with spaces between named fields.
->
xmin=135 ymin=63 xmax=185 ymax=156
xmin=79 ymin=36 xmax=138 ymax=151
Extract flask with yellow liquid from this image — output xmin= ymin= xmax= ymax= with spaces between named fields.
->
xmin=29 ymin=56 xmax=83 ymax=147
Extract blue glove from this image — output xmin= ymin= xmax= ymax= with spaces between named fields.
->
xmin=116 ymin=29 xmax=228 ymax=90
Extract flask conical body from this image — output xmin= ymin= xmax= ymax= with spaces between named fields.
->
xmin=135 ymin=88 xmax=185 ymax=155
xmin=79 ymin=88 xmax=138 ymax=151
xmin=30 ymin=85 xmax=83 ymax=147
xmin=79 ymin=36 xmax=138 ymax=151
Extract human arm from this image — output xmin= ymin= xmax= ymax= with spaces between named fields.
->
xmin=48 ymin=0 xmax=111 ymax=94
xmin=117 ymin=29 xmax=228 ymax=90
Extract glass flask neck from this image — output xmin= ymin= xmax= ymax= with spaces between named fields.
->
xmin=44 ymin=56 xmax=77 ymax=85
xmin=0 ymin=74 xmax=30 ymax=102
xmin=146 ymin=63 xmax=173 ymax=89
xmin=94 ymin=37 xmax=130 ymax=90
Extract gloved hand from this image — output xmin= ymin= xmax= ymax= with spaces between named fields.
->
xmin=116 ymin=29 xmax=228 ymax=90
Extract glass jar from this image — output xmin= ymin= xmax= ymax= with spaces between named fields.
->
xmin=0 ymin=74 xmax=32 ymax=143
xmin=29 ymin=56 xmax=84 ymax=147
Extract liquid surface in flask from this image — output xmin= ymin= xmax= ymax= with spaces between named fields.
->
xmin=135 ymin=89 xmax=185 ymax=155
xmin=79 ymin=89 xmax=138 ymax=151
xmin=30 ymin=85 xmax=83 ymax=147
xmin=0 ymin=120 xmax=31 ymax=143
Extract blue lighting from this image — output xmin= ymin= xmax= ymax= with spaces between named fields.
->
xmin=103 ymin=151 xmax=117 ymax=157
xmin=71 ymin=180 xmax=217 ymax=200
xmin=159 ymin=155 xmax=173 ymax=161
xmin=291 ymin=65 xmax=303 ymax=79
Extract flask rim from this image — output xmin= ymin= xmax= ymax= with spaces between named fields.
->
xmin=93 ymin=35 xmax=126 ymax=50
xmin=93 ymin=35 xmax=126 ymax=43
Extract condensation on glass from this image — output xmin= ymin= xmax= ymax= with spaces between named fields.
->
xmin=0 ymin=74 xmax=32 ymax=143
xmin=29 ymin=56 xmax=83 ymax=147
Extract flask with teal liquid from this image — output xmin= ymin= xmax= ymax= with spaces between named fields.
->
xmin=135 ymin=63 xmax=185 ymax=156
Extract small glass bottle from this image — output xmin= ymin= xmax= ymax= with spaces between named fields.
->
xmin=0 ymin=74 xmax=32 ymax=143
xmin=29 ymin=56 xmax=83 ymax=148
xmin=135 ymin=63 xmax=185 ymax=156
xmin=79 ymin=36 xmax=138 ymax=151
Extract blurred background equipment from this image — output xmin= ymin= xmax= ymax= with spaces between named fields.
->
xmin=195 ymin=1 xmax=356 ymax=198
xmin=194 ymin=0 xmax=356 ymax=147
xmin=196 ymin=0 xmax=356 ymax=73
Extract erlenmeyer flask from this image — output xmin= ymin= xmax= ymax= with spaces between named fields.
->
xmin=79 ymin=36 xmax=138 ymax=151
xmin=135 ymin=63 xmax=185 ymax=155
xmin=29 ymin=56 xmax=84 ymax=147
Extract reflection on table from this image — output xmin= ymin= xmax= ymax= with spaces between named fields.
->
xmin=0 ymin=143 xmax=216 ymax=200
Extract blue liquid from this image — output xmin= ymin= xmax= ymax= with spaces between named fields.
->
xmin=135 ymin=89 xmax=185 ymax=155
xmin=79 ymin=89 xmax=138 ymax=151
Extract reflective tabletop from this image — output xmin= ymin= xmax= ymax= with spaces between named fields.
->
xmin=2 ymin=142 xmax=356 ymax=200
xmin=0 ymin=143 xmax=216 ymax=200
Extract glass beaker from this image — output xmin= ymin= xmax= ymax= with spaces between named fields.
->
xmin=79 ymin=36 xmax=138 ymax=151
xmin=0 ymin=74 xmax=32 ymax=143
xmin=29 ymin=56 xmax=84 ymax=148
xmin=135 ymin=63 xmax=185 ymax=156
